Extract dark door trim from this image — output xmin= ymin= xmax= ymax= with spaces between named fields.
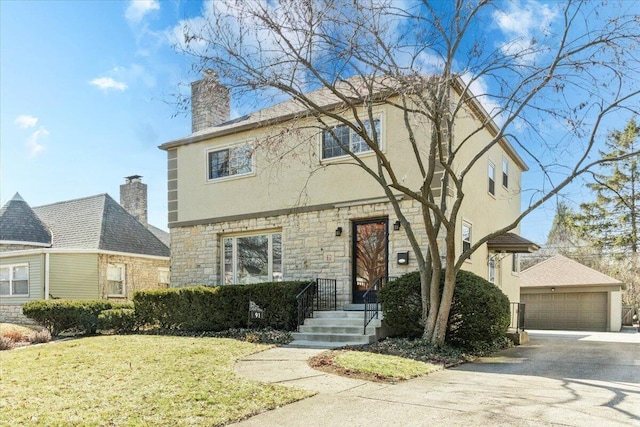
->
xmin=351 ymin=218 xmax=389 ymax=303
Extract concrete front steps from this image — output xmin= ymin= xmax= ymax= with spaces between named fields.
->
xmin=288 ymin=310 xmax=383 ymax=349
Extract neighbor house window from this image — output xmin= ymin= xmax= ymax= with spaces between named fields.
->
xmin=0 ymin=264 xmax=29 ymax=296
xmin=502 ymin=158 xmax=509 ymax=188
xmin=107 ymin=264 xmax=126 ymax=296
xmin=488 ymin=161 xmax=496 ymax=195
xmin=462 ymin=222 xmax=472 ymax=256
xmin=322 ymin=118 xmax=381 ymax=159
xmin=222 ymin=232 xmax=282 ymax=285
xmin=208 ymin=144 xmax=253 ymax=180
xmin=488 ymin=257 xmax=496 ymax=283
xmin=158 ymin=267 xmax=170 ymax=288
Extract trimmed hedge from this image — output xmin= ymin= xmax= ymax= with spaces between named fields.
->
xmin=133 ymin=281 xmax=308 ymax=332
xmin=97 ymin=308 xmax=138 ymax=333
xmin=22 ymin=300 xmax=133 ymax=336
xmin=378 ymin=270 xmax=511 ymax=349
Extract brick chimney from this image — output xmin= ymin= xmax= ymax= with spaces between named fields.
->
xmin=191 ymin=70 xmax=230 ymax=133
xmin=120 ymin=175 xmax=147 ymax=227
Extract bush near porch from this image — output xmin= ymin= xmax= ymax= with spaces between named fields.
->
xmin=378 ymin=270 xmax=511 ymax=350
xmin=133 ymin=281 xmax=308 ymax=332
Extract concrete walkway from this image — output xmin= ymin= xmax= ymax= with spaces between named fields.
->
xmin=232 ymin=329 xmax=640 ymax=426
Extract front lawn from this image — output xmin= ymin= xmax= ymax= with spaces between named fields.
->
xmin=0 ymin=335 xmax=312 ymax=426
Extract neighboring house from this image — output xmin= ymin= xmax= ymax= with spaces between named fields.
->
xmin=0 ymin=176 xmax=170 ymax=324
xmin=159 ymin=74 xmax=538 ymax=311
xmin=520 ymin=254 xmax=623 ymax=332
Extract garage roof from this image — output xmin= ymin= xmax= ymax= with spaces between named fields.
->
xmin=521 ymin=254 xmax=623 ymax=288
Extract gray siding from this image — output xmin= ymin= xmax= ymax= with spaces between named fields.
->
xmin=0 ymin=254 xmax=45 ymax=304
xmin=49 ymin=253 xmax=99 ymax=299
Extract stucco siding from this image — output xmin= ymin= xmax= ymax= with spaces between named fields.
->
xmin=49 ymin=253 xmax=100 ymax=299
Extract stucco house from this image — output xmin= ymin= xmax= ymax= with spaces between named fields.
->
xmin=521 ymin=255 xmax=623 ymax=332
xmin=158 ymin=74 xmax=538 ymax=346
xmin=0 ymin=177 xmax=170 ymax=324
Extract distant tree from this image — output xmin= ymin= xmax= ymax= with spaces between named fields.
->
xmin=574 ymin=117 xmax=639 ymax=305
xmin=175 ymin=0 xmax=640 ymax=343
xmin=575 ymin=118 xmax=639 ymax=258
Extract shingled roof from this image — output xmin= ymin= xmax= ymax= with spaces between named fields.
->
xmin=0 ymin=193 xmax=52 ymax=246
xmin=520 ymin=255 xmax=622 ymax=288
xmin=31 ymin=194 xmax=169 ymax=257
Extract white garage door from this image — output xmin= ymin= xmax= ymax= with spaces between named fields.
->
xmin=522 ymin=292 xmax=608 ymax=331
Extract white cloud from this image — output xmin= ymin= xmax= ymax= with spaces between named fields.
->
xmin=26 ymin=127 xmax=49 ymax=158
xmin=15 ymin=115 xmax=38 ymax=129
xmin=89 ymin=77 xmax=128 ymax=91
xmin=125 ymin=0 xmax=160 ymax=24
xmin=493 ymin=1 xmax=558 ymax=64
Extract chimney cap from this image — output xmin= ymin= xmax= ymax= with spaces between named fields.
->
xmin=124 ymin=175 xmax=143 ymax=183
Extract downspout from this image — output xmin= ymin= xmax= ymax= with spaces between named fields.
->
xmin=44 ymin=252 xmax=50 ymax=300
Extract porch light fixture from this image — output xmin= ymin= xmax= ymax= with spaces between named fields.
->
xmin=393 ymin=220 xmax=401 ymax=231
xmin=551 ymin=287 xmax=555 ymax=292
xmin=335 ymin=227 xmax=343 ymax=237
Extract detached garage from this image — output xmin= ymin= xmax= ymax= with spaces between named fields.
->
xmin=520 ymin=255 xmax=623 ymax=332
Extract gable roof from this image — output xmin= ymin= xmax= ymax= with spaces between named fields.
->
xmin=520 ymin=254 xmax=622 ymax=288
xmin=0 ymin=193 xmax=52 ymax=246
xmin=487 ymin=232 xmax=539 ymax=253
xmin=32 ymin=194 xmax=169 ymax=257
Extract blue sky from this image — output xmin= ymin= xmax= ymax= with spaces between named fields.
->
xmin=1 ymin=0 xmax=199 ymax=231
xmin=1 ymin=0 xmax=631 ymax=243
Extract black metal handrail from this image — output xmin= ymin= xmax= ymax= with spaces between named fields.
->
xmin=510 ymin=302 xmax=526 ymax=333
xmin=296 ymin=278 xmax=337 ymax=331
xmin=296 ymin=280 xmax=316 ymax=331
xmin=363 ymin=276 xmax=396 ymax=334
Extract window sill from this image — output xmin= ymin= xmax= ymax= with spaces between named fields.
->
xmin=0 ymin=294 xmax=29 ymax=298
xmin=320 ymin=149 xmax=380 ymax=165
xmin=107 ymin=295 xmax=126 ymax=298
xmin=206 ymin=171 xmax=256 ymax=184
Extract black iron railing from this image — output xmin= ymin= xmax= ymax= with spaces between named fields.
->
xmin=510 ymin=302 xmax=526 ymax=333
xmin=363 ymin=276 xmax=396 ymax=334
xmin=296 ymin=278 xmax=337 ymax=331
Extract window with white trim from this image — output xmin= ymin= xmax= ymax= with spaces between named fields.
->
xmin=322 ymin=118 xmax=381 ymax=159
xmin=207 ymin=144 xmax=253 ymax=180
xmin=107 ymin=264 xmax=126 ymax=296
xmin=488 ymin=161 xmax=496 ymax=195
xmin=488 ymin=257 xmax=496 ymax=283
xmin=0 ymin=264 xmax=29 ymax=296
xmin=502 ymin=158 xmax=509 ymax=188
xmin=462 ymin=222 xmax=472 ymax=256
xmin=223 ymin=232 xmax=282 ymax=285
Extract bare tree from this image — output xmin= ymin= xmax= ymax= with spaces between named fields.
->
xmin=173 ymin=0 xmax=640 ymax=344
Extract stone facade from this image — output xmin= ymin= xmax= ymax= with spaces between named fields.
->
xmin=170 ymin=199 xmax=426 ymax=306
xmin=0 ymin=305 xmax=36 ymax=324
xmin=98 ymin=254 xmax=170 ymax=301
xmin=0 ymin=243 xmax=46 ymax=253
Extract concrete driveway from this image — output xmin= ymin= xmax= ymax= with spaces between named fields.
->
xmin=233 ymin=329 xmax=640 ymax=426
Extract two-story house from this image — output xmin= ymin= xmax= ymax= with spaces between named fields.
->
xmin=159 ymin=74 xmax=538 ymax=318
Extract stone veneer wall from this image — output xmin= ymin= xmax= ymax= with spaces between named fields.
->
xmin=98 ymin=254 xmax=170 ymax=301
xmin=170 ymin=199 xmax=428 ymax=307
xmin=0 ymin=304 xmax=37 ymax=324
xmin=0 ymin=243 xmax=46 ymax=253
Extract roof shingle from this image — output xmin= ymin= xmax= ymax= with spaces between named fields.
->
xmin=0 ymin=193 xmax=51 ymax=245
xmin=520 ymin=255 xmax=622 ymax=287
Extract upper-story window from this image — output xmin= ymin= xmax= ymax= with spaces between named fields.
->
xmin=322 ymin=118 xmax=381 ymax=160
xmin=502 ymin=158 xmax=509 ymax=188
xmin=488 ymin=161 xmax=496 ymax=196
xmin=208 ymin=144 xmax=253 ymax=180
xmin=0 ymin=264 xmax=29 ymax=296
xmin=462 ymin=222 xmax=472 ymax=256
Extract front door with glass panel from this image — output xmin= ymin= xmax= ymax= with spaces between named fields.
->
xmin=352 ymin=219 xmax=388 ymax=303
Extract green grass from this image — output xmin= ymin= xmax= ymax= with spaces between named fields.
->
xmin=0 ymin=335 xmax=312 ymax=426
xmin=333 ymin=351 xmax=442 ymax=380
